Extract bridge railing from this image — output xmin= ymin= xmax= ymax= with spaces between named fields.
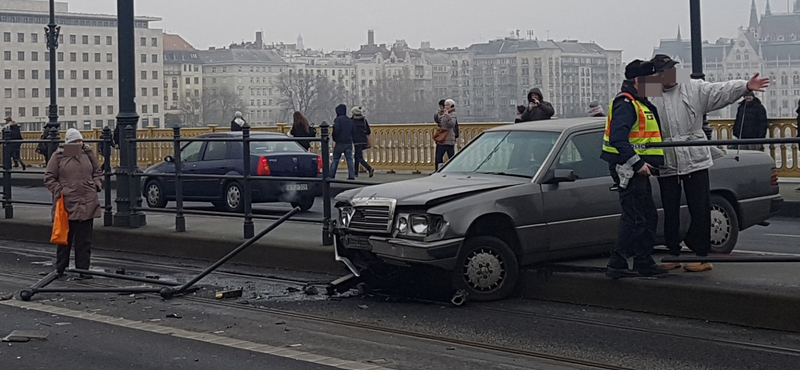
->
xmin=16 ymin=118 xmax=800 ymax=176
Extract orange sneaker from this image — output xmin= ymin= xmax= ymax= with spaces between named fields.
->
xmin=684 ymin=262 xmax=713 ymax=272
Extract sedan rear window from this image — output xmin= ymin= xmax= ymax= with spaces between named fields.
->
xmin=441 ymin=131 xmax=560 ymax=178
xmin=229 ymin=139 xmax=306 ymax=157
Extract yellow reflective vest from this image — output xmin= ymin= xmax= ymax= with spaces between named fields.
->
xmin=602 ymin=92 xmax=664 ymax=157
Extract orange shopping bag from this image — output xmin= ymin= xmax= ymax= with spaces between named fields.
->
xmin=50 ymin=196 xmax=69 ymax=245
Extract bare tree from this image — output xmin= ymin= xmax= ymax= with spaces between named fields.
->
xmin=180 ymin=94 xmax=203 ymax=127
xmin=370 ymin=69 xmax=430 ymax=124
xmin=201 ymin=89 xmax=246 ymax=125
xmin=278 ymin=71 xmax=351 ymax=124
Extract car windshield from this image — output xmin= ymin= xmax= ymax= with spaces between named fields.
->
xmin=440 ymin=131 xmax=561 ymax=178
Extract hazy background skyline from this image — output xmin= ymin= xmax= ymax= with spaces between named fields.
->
xmin=63 ymin=0 xmax=790 ymax=60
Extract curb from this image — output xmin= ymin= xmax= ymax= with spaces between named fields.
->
xmin=516 ymin=268 xmax=800 ymax=332
xmin=0 ymin=219 xmax=348 ymax=276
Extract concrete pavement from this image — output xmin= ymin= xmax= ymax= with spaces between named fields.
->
xmin=1 ymin=171 xmax=800 ymax=332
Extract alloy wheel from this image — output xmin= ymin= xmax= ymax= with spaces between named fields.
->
xmin=463 ymin=248 xmax=505 ymax=291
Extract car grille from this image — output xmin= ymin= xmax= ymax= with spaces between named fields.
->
xmin=349 ymin=206 xmax=392 ymax=233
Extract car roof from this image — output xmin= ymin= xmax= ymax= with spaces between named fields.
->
xmin=199 ymin=131 xmax=286 ymax=137
xmin=486 ymin=117 xmax=606 ymax=134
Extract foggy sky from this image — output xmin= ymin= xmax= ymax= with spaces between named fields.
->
xmin=63 ymin=0 xmax=789 ymax=61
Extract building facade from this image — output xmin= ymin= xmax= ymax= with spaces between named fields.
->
xmin=0 ymin=0 xmax=163 ymax=131
xmin=163 ymin=33 xmax=203 ymax=127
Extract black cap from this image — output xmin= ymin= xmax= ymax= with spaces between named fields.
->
xmin=651 ymin=54 xmax=679 ymax=72
xmin=625 ymin=59 xmax=657 ymax=80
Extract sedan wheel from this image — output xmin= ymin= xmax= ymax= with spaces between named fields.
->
xmin=223 ymin=182 xmax=244 ymax=213
xmin=452 ymin=236 xmax=519 ymax=301
xmin=145 ymin=180 xmax=167 ymax=208
xmin=709 ymin=194 xmax=739 ymax=254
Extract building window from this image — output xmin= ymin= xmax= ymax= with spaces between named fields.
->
xmin=32 ymin=107 xmax=39 ymax=116
xmin=107 ymin=53 xmax=113 ymax=62
xmin=18 ymin=70 xmax=25 ymax=79
xmin=140 ymin=37 xmax=146 ymax=46
xmin=153 ymin=118 xmax=160 ymax=127
xmin=153 ymin=105 xmax=159 ymax=113
xmin=17 ymin=88 xmax=25 ymax=98
xmin=81 ymin=35 xmax=88 ymax=44
xmin=45 ymin=88 xmax=50 ymax=97
xmin=107 ymin=106 xmax=114 ymax=114
xmin=58 ymin=70 xmax=64 ymax=79
xmin=141 ymin=88 xmax=147 ymax=97
xmin=107 ymin=88 xmax=114 ymax=97
xmin=106 ymin=36 xmax=113 ymax=45
xmin=3 ymin=32 xmax=10 ymax=42
xmin=18 ymin=107 xmax=25 ymax=117
xmin=58 ymin=107 xmax=64 ymax=116
xmin=70 ymin=52 xmax=76 ymax=62
xmin=94 ymin=53 xmax=100 ymax=62
xmin=57 ymin=52 xmax=63 ymax=61
xmin=69 ymin=35 xmax=76 ymax=44
xmin=57 ymin=88 xmax=64 ymax=97
xmin=152 ymin=88 xmax=158 ymax=96
xmin=3 ymin=51 xmax=9 ymax=60
xmin=152 ymin=71 xmax=158 ymax=79
xmin=185 ymin=77 xmax=191 ymax=84
xmin=17 ymin=51 xmax=24 ymax=61
xmin=3 ymin=88 xmax=9 ymax=98
xmin=83 ymin=106 xmax=90 ymax=115
xmin=142 ymin=105 xmax=148 ymax=113
xmin=31 ymin=51 xmax=38 ymax=61
xmin=141 ymin=70 xmax=147 ymax=80
xmin=70 ymin=88 xmax=77 ymax=97
xmin=17 ymin=33 xmax=24 ymax=42
xmin=194 ymin=77 xmax=199 ymax=84
xmin=82 ymin=70 xmax=89 ymax=80
xmin=94 ymin=35 xmax=100 ymax=45
xmin=107 ymin=70 xmax=113 ymax=80
xmin=32 ymin=88 xmax=39 ymax=98
xmin=82 ymin=52 xmax=89 ymax=62
xmin=151 ymin=54 xmax=158 ymax=63
xmin=151 ymin=37 xmax=158 ymax=47
xmin=95 ymin=88 xmax=101 ymax=97
xmin=95 ymin=106 xmax=102 ymax=115
xmin=140 ymin=54 xmax=146 ymax=63
xmin=83 ymin=88 xmax=89 ymax=97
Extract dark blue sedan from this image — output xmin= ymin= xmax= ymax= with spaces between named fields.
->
xmin=142 ymin=132 xmax=322 ymax=212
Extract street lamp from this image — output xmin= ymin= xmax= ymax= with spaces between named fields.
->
xmin=43 ymin=0 xmax=61 ymax=161
xmin=112 ymin=0 xmax=146 ymax=228
xmin=689 ymin=0 xmax=712 ymax=139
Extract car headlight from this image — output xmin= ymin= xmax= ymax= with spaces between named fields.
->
xmin=338 ymin=207 xmax=353 ymax=228
xmin=396 ymin=213 xmax=445 ymax=236
xmin=410 ymin=215 xmax=428 ymax=234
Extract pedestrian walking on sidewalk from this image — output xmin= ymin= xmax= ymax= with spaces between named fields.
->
xmin=351 ymin=107 xmax=374 ymax=178
xmin=44 ymin=129 xmax=103 ymax=279
xmin=230 ymin=111 xmax=246 ymax=132
xmin=330 ymin=104 xmax=355 ymax=180
xmin=290 ymin=111 xmax=316 ymax=151
xmin=732 ymin=91 xmax=768 ymax=151
xmin=3 ymin=117 xmax=26 ymax=170
xmin=434 ymin=99 xmax=457 ymax=170
xmin=600 ymin=59 xmax=670 ymax=278
xmin=648 ymin=54 xmax=770 ymax=272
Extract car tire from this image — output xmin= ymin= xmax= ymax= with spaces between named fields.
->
xmin=290 ymin=196 xmax=315 ymax=212
xmin=222 ymin=181 xmax=244 ymax=213
xmin=452 ymin=236 xmax=519 ymax=302
xmin=710 ymin=194 xmax=739 ymax=254
xmin=144 ymin=180 xmax=167 ymax=208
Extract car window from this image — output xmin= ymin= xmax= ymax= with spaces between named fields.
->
xmin=180 ymin=141 xmax=204 ymax=163
xmin=554 ymin=131 xmax=609 ymax=179
xmin=203 ymin=141 xmax=228 ymax=161
xmin=229 ymin=139 xmax=306 ymax=158
xmin=441 ymin=131 xmax=560 ymax=178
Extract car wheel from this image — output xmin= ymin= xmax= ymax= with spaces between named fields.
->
xmin=223 ymin=182 xmax=244 ymax=213
xmin=290 ymin=196 xmax=315 ymax=212
xmin=452 ymin=236 xmax=519 ymax=302
xmin=144 ymin=180 xmax=167 ymax=208
xmin=710 ymin=194 xmax=739 ymax=254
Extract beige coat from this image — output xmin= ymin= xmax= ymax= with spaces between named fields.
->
xmin=44 ymin=145 xmax=103 ymax=221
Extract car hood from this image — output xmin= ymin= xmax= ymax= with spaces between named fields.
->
xmin=335 ymin=173 xmax=528 ymax=207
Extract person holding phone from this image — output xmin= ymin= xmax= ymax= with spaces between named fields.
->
xmin=44 ymin=128 xmax=103 ymax=279
xmin=520 ymin=88 xmax=555 ymax=122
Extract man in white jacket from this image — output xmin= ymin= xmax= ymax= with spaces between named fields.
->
xmin=648 ymin=54 xmax=770 ymax=272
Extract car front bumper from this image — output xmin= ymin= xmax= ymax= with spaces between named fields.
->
xmin=336 ymin=231 xmax=463 ymax=271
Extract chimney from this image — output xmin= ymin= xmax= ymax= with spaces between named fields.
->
xmin=368 ymin=30 xmax=375 ymax=46
xmin=255 ymin=31 xmax=263 ymax=49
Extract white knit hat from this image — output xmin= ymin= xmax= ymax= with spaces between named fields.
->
xmin=65 ymin=128 xmax=84 ymax=143
xmin=445 ymin=99 xmax=456 ymax=107
xmin=351 ymin=106 xmax=363 ymax=116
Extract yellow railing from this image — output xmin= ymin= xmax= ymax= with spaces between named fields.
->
xmin=15 ymin=119 xmax=800 ymax=177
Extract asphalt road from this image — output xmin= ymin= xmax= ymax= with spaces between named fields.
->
xmin=0 ymin=242 xmax=799 ymax=370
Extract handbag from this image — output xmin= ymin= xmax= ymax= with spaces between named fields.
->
xmin=366 ymin=134 xmax=374 ymax=149
xmin=50 ymin=196 xmax=69 ymax=245
xmin=433 ymin=128 xmax=448 ymax=144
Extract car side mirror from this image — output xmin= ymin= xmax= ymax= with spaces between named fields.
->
xmin=542 ymin=168 xmax=576 ymax=184
xmin=164 ymin=155 xmax=174 ymax=163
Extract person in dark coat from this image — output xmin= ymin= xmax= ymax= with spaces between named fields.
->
xmin=732 ymin=91 xmax=768 ymax=151
xmin=330 ymin=104 xmax=355 ymax=180
xmin=3 ymin=117 xmax=26 ymax=170
xmin=514 ymin=105 xmax=526 ymax=123
xmin=289 ymin=111 xmax=316 ymax=151
xmin=351 ymin=107 xmax=374 ymax=178
xmin=520 ymin=88 xmax=555 ymax=122
xmin=795 ymin=99 xmax=800 ymax=138
xmin=230 ymin=111 xmax=245 ymax=132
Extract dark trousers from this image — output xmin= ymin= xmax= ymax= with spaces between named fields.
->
xmin=354 ymin=144 xmax=372 ymax=174
xmin=330 ymin=144 xmax=355 ymax=179
xmin=657 ymin=169 xmax=711 ymax=257
xmin=608 ymin=175 xmax=658 ymax=271
xmin=10 ymin=149 xmax=25 ymax=168
xmin=435 ymin=144 xmax=455 ymax=170
xmin=55 ymin=219 xmax=94 ymax=274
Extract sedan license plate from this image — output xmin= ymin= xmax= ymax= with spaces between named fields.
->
xmin=285 ymin=183 xmax=309 ymax=191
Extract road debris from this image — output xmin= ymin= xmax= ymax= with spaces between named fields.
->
xmin=303 ymin=285 xmax=319 ymax=295
xmin=54 ymin=322 xmax=71 ymax=326
xmin=166 ymin=313 xmax=182 ymax=319
xmin=215 ymin=288 xmax=243 ymax=299
xmin=2 ymin=330 xmax=50 ymax=342
xmin=358 ymin=304 xmax=369 ymax=309
xmin=0 ymin=293 xmax=12 ymax=301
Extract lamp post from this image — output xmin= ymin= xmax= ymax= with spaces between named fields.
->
xmin=112 ymin=0 xmax=146 ymax=228
xmin=689 ymin=0 xmax=712 ymax=139
xmin=44 ymin=0 xmax=61 ymax=157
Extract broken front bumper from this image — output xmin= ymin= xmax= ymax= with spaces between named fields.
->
xmin=335 ymin=231 xmax=463 ymax=272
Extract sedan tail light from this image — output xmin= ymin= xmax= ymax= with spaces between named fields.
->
xmin=317 ymin=155 xmax=323 ymax=174
xmin=257 ymin=156 xmax=271 ymax=176
xmin=770 ymin=167 xmax=778 ymax=186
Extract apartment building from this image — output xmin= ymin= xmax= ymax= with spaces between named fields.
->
xmin=0 ymin=0 xmax=163 ymax=131
xmin=163 ymin=33 xmax=203 ymax=126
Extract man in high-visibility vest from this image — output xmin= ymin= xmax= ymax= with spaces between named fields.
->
xmin=600 ymin=59 xmax=671 ymax=278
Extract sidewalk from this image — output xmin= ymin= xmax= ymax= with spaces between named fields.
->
xmin=1 ymin=172 xmax=799 ymax=332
